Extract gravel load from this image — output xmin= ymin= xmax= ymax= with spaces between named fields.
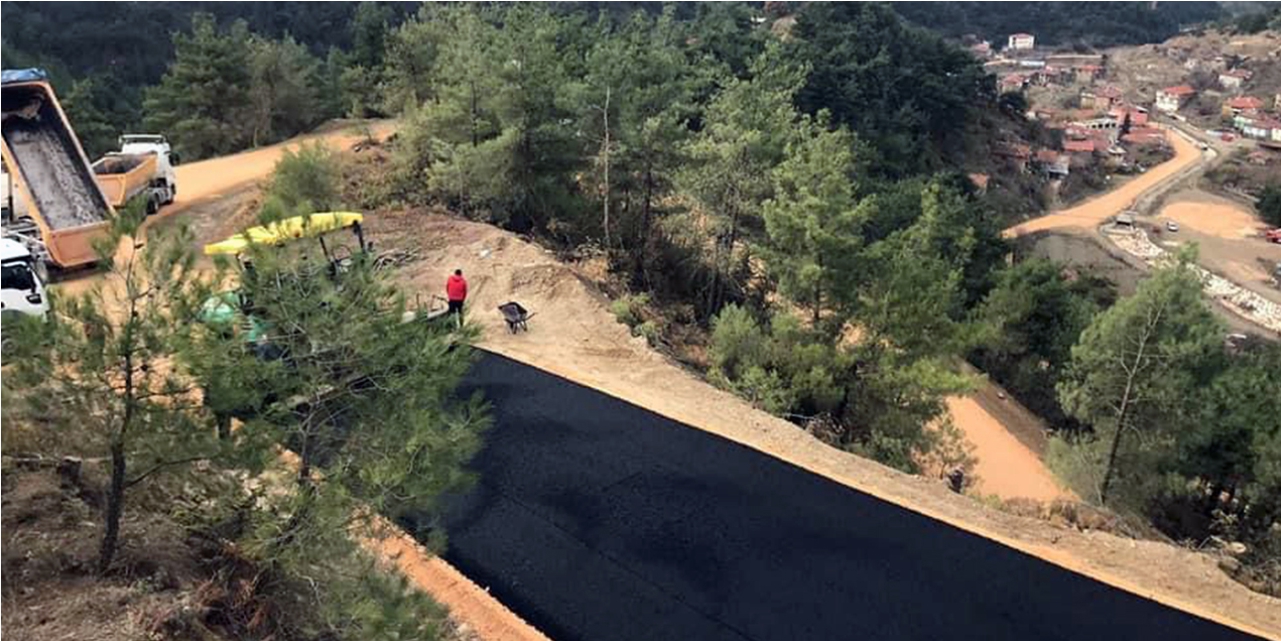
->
xmin=2 ymin=85 xmax=111 ymax=230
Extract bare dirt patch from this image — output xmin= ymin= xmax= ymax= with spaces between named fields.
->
xmin=368 ymin=209 xmax=1281 ymax=639
xmin=1162 ymin=194 xmax=1270 ymax=240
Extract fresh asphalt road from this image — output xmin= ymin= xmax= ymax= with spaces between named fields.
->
xmin=422 ymin=353 xmax=1258 ymax=641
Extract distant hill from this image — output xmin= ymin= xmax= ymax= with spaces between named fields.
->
xmin=890 ymin=1 xmax=1223 ymax=49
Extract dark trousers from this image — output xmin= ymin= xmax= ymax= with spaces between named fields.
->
xmin=448 ymin=299 xmax=464 ymax=325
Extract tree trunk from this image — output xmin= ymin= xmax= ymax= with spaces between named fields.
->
xmin=98 ymin=437 xmax=126 ymax=573
xmin=216 ymin=413 xmax=232 ymax=441
xmin=638 ymin=164 xmax=655 ymax=285
xmin=470 ymin=80 xmax=479 ymax=148
xmin=1099 ymin=306 xmax=1161 ymax=505
xmin=602 ymin=86 xmax=612 ymax=252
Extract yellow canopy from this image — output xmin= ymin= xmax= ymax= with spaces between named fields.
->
xmin=203 ymin=212 xmax=364 ymax=256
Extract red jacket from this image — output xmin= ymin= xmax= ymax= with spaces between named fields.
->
xmin=446 ymin=274 xmax=468 ymax=301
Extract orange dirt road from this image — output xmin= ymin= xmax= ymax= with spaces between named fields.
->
xmin=947 ymin=127 xmax=1203 ymax=502
xmin=946 ymin=396 xmax=1070 ymax=500
xmin=164 ymin=121 xmax=394 ymax=218
xmin=1004 ymin=127 xmax=1203 ymax=238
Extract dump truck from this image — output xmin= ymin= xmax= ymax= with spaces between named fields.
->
xmin=1 ymin=68 xmax=113 ymax=270
xmin=93 ymin=134 xmax=178 ymax=214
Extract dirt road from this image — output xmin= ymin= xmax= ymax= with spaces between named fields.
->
xmin=1004 ymin=127 xmax=1203 ymax=238
xmin=945 ymin=127 xmax=1206 ymax=502
xmin=165 ymin=120 xmax=393 ymax=217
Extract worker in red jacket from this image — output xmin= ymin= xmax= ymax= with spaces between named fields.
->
xmin=446 ymin=268 xmax=468 ymax=326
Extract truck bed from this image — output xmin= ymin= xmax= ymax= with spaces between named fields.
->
xmin=2 ymin=83 xmax=112 ymax=230
xmin=93 ymin=152 xmax=157 ymax=207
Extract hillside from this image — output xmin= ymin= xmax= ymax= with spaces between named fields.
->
xmin=892 ymin=1 xmax=1222 ymax=49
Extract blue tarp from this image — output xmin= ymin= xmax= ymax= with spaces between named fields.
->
xmin=1 ymin=68 xmax=49 ymax=85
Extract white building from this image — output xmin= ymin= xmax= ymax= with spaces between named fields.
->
xmin=1007 ymin=32 xmax=1035 ymax=51
xmin=1219 ymin=69 xmax=1252 ymax=91
xmin=1156 ymin=85 xmax=1196 ymax=113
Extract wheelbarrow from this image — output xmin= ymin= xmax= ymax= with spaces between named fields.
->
xmin=498 ymin=301 xmax=534 ymax=333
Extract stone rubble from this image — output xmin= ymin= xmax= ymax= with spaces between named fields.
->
xmin=1106 ymin=227 xmax=1281 ymax=333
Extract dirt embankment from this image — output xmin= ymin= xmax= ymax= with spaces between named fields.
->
xmin=367 ymin=210 xmax=1280 ymax=639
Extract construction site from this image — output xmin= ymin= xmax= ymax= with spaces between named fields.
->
xmin=3 ymin=6 xmax=1281 ymax=641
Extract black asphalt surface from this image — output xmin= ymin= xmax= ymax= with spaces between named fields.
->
xmin=426 ymin=352 xmax=1259 ymax=641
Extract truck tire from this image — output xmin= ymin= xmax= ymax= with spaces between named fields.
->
xmin=146 ymin=195 xmax=159 ymax=216
xmin=164 ymin=182 xmax=176 ymax=205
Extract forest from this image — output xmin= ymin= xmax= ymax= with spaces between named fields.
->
xmin=892 ymin=1 xmax=1223 ymax=48
xmin=1 ymin=2 xmax=1278 ymax=634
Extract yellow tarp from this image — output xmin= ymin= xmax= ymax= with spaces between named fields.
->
xmin=203 ymin=212 xmax=364 ymax=256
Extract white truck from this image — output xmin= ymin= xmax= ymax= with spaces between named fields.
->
xmin=1 ymin=236 xmax=48 ymax=319
xmin=92 ymin=134 xmax=178 ymax=215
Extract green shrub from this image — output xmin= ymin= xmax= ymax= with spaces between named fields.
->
xmin=266 ymin=142 xmax=341 ymax=215
xmin=610 ymin=293 xmax=651 ymax=329
xmin=634 ymin=320 xmax=660 ymax=345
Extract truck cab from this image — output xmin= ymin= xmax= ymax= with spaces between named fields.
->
xmin=0 ymin=237 xmax=47 ymax=320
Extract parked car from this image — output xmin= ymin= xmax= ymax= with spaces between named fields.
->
xmin=1166 ymin=220 xmax=1180 ymax=232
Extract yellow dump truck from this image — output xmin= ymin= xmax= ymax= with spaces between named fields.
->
xmin=1 ymin=68 xmax=114 ymax=270
xmin=93 ymin=134 xmax=178 ymax=214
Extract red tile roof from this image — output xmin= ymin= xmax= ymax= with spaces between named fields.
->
xmin=1063 ymin=139 xmax=1095 ymax=153
xmin=1226 ymin=96 xmax=1264 ymax=110
xmin=1222 ymin=69 xmax=1253 ymax=79
xmin=1161 ymin=85 xmax=1196 ymax=96
xmin=1096 ymin=85 xmax=1123 ymax=99
xmin=1035 ymin=149 xmax=1061 ymax=162
xmin=1010 ymin=32 xmax=1033 ymax=38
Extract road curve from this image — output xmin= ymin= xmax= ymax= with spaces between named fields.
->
xmin=1004 ymin=127 xmax=1203 ymax=238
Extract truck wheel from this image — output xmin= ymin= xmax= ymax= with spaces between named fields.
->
xmin=146 ymin=196 xmax=159 ymax=216
xmin=164 ymin=183 xmax=176 ymax=205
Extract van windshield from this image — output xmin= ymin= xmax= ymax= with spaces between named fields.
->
xmin=1 ymin=260 xmax=36 ymax=291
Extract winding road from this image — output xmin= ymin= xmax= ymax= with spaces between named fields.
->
xmin=953 ymin=125 xmax=1209 ymax=501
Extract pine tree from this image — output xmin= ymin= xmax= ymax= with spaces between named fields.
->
xmin=143 ymin=13 xmax=252 ymax=160
xmin=762 ymin=117 xmax=868 ymax=327
xmin=247 ymin=35 xmax=321 ymax=147
xmin=4 ymin=206 xmax=223 ymax=572
xmin=1057 ymin=251 xmax=1224 ymax=505
xmin=190 ymin=227 xmax=489 ymax=565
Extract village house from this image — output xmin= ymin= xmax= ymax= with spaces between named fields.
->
xmin=1156 ymin=85 xmax=1196 ymax=113
xmin=968 ymin=173 xmax=990 ymax=193
xmin=1219 ymin=68 xmax=1253 ymax=92
xmin=1000 ymin=73 xmax=1027 ymax=93
xmin=1241 ymin=116 xmax=1281 ymax=142
xmin=1109 ymin=104 xmax=1149 ymax=127
xmin=995 ymin=143 xmax=1032 ymax=172
xmin=1122 ymin=126 xmax=1165 ymax=146
xmin=1007 ymin=32 xmax=1035 ymax=51
xmin=1062 ymin=139 xmax=1096 ymax=167
xmin=1222 ymin=96 xmax=1265 ymax=119
xmin=1073 ymin=64 xmax=1104 ymax=83
xmin=1081 ymin=85 xmax=1123 ymax=110
xmin=1040 ymin=66 xmax=1065 ymax=85
xmin=969 ymin=41 xmax=992 ymax=58
xmin=1034 ymin=149 xmax=1070 ymax=177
